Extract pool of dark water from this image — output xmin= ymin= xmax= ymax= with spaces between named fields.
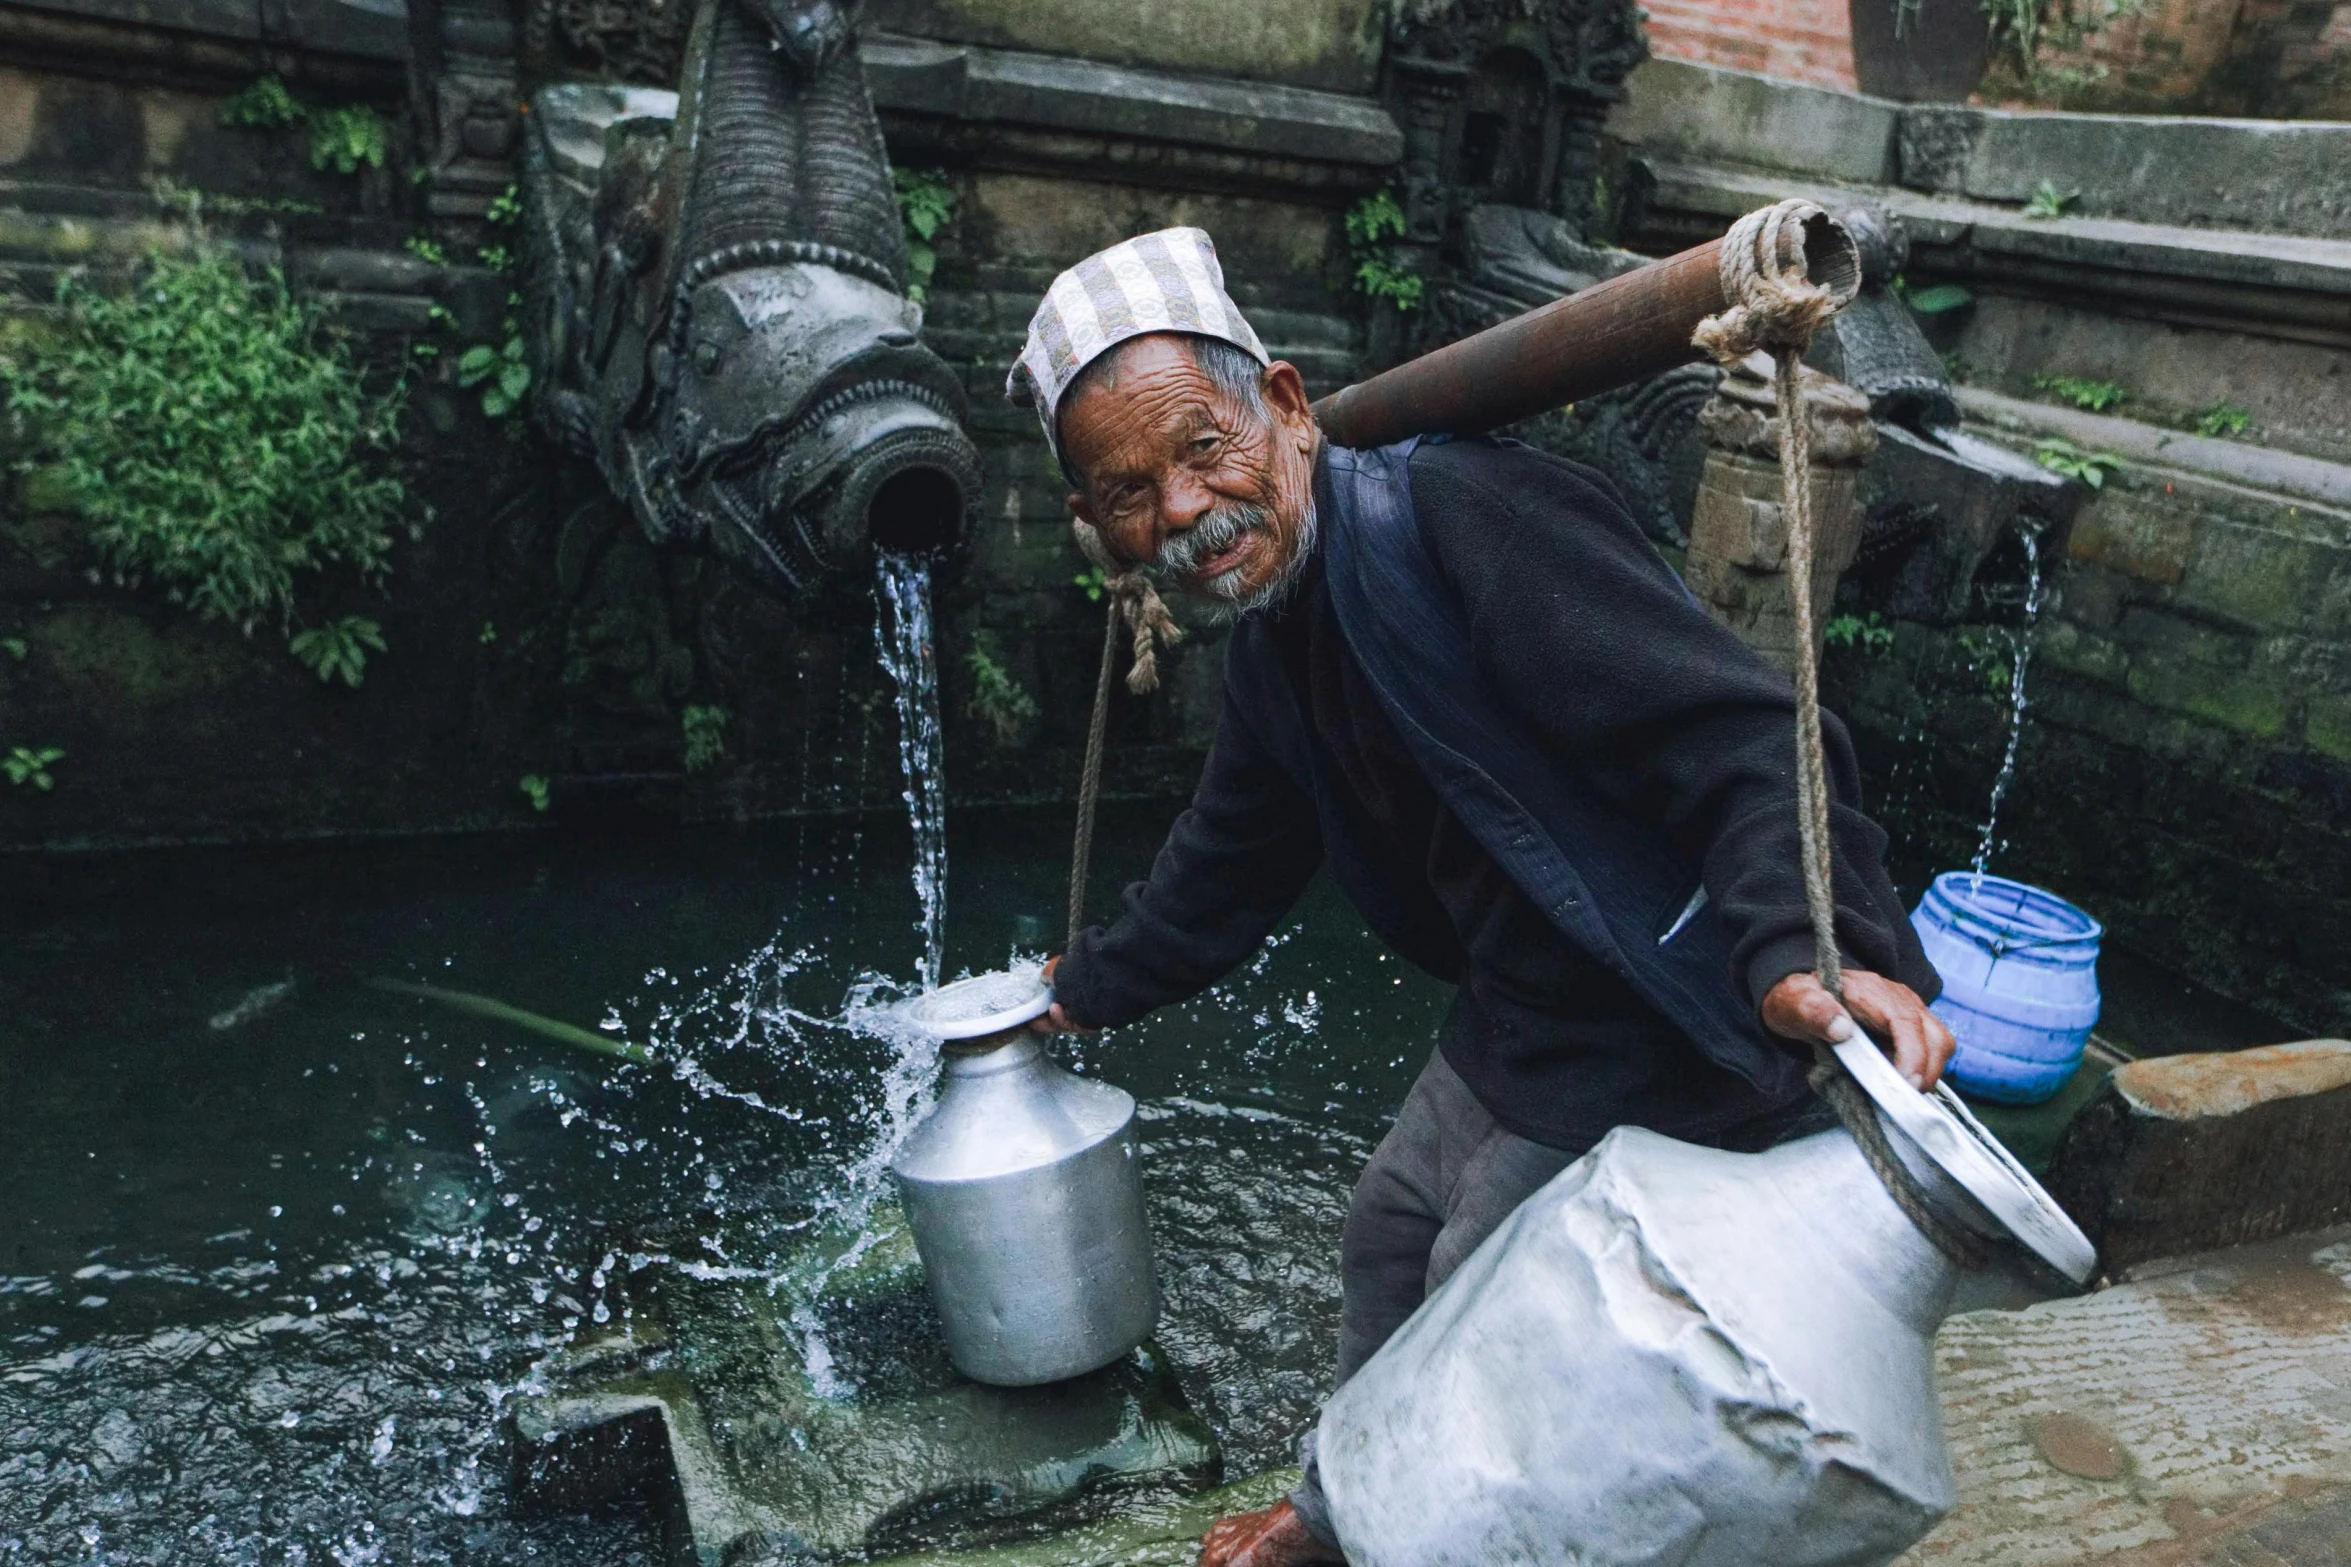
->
xmin=2 ymin=805 xmax=1448 ymax=1565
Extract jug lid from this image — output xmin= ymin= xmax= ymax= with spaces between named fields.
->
xmin=1834 ymin=1036 xmax=2099 ymax=1283
xmin=899 ymin=965 xmax=1054 ymax=1041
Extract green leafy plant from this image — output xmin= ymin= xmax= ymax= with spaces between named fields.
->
xmin=1344 ymin=190 xmax=1423 ymax=311
xmin=485 ymin=184 xmax=522 ymax=227
xmin=1896 ymin=280 xmax=1976 ymax=315
xmin=2036 ymin=374 xmax=2126 ymax=411
xmin=2022 ymin=179 xmax=2077 ymax=220
xmin=0 ymin=246 xmax=407 ymax=653
xmin=1 ymin=636 xmax=25 ymax=661
xmin=219 ymin=74 xmax=305 ymax=130
xmin=1823 ymin=612 xmax=1896 ymax=654
xmin=1956 ymin=625 xmax=2016 ymax=697
xmin=965 ymin=634 xmax=1039 ymax=745
xmin=478 ymin=620 xmax=498 ymax=644
xmin=2195 ymin=401 xmax=2252 ymax=439
xmin=477 ymin=243 xmax=513 ymax=273
xmin=404 ymin=235 xmax=447 ymax=266
xmin=4 ymin=745 xmax=63 ymax=790
xmin=519 ymin=773 xmax=551 ymax=812
xmin=893 ymin=168 xmax=956 ymax=306
xmin=1073 ymin=563 xmax=1108 ymax=602
xmin=681 ymin=704 xmax=730 ymax=774
xmin=289 ymin=615 xmax=386 ymax=686
xmin=309 ymin=104 xmax=389 ymax=175
xmin=2035 ymin=437 xmax=2122 ymax=487
xmin=458 ymin=327 xmax=531 ymax=419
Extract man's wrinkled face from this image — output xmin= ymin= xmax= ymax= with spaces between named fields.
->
xmin=1058 ymin=335 xmax=1321 ymax=613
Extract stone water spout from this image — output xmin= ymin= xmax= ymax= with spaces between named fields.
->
xmin=1812 ymin=207 xmax=2081 ymax=622
xmin=521 ymin=0 xmax=980 ymax=596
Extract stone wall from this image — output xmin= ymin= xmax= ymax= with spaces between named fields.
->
xmin=0 ymin=12 xmax=1374 ymax=849
xmin=1612 ymin=55 xmax=2351 ymax=1036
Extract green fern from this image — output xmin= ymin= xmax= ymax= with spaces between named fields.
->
xmin=289 ymin=615 xmax=386 ymax=687
xmin=308 ymin=105 xmax=389 ymax=176
xmin=1343 ymin=191 xmax=1422 ymax=312
xmin=220 ymin=75 xmax=306 ymax=130
xmin=894 ymin=168 xmax=956 ymax=305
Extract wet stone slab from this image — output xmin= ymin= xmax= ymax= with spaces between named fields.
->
xmin=1896 ymin=1225 xmax=2351 ymax=1566
xmin=509 ymin=1208 xmax=1221 ymax=1564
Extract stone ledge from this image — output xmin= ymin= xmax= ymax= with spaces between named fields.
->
xmin=1953 ymin=388 xmax=2351 ymax=519
xmin=864 ymin=32 xmax=1403 ymax=169
xmin=2045 ymin=1041 xmax=2351 ymax=1273
xmin=1638 ymin=159 xmax=2351 ymax=303
xmin=1632 ymin=158 xmax=2351 ymax=354
xmin=1611 ymin=56 xmax=2351 ymax=240
xmin=0 ymin=0 xmax=409 ymax=61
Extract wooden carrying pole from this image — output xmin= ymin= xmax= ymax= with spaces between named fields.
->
xmin=1311 ymin=213 xmax=1858 ymax=450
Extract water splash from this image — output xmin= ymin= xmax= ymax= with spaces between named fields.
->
xmin=876 ymin=554 xmax=948 ymax=989
xmin=1971 ymin=527 xmax=2045 ymax=886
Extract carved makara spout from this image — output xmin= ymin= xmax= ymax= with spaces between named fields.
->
xmin=522 ymin=0 xmax=979 ymax=594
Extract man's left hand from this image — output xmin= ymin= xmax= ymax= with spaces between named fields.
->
xmin=1762 ymin=968 xmax=1955 ymax=1092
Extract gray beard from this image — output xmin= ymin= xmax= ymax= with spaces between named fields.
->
xmin=1146 ymin=498 xmax=1318 ymax=622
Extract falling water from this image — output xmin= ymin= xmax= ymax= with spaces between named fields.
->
xmin=1970 ymin=527 xmax=2044 ymax=885
xmin=875 ymin=553 xmax=948 ymax=989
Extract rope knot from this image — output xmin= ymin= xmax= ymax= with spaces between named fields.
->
xmin=1691 ymin=199 xmax=1857 ymax=367
xmin=1073 ymin=520 xmax=1185 ymax=695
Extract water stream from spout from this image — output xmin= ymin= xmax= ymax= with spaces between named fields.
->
xmin=876 ymin=553 xmax=948 ymax=989
xmin=1970 ymin=528 xmax=2044 ymax=887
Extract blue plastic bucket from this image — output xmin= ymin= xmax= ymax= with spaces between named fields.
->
xmin=1909 ymin=872 xmax=2103 ymax=1105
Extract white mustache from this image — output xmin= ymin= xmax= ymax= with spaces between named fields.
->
xmin=1148 ymin=504 xmax=1267 ymax=586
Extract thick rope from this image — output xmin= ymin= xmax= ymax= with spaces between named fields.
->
xmin=1067 ymin=602 xmax=1121 ymax=951
xmin=1696 ymin=201 xmax=1989 ymax=1272
xmin=1065 ymin=520 xmax=1186 ymax=949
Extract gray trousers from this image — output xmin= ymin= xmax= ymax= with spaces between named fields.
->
xmin=1288 ymin=1049 xmax=1832 ymax=1546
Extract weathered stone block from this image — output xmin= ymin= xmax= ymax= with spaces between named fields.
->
xmin=2308 ymin=692 xmax=2351 ymax=763
xmin=2044 ymin=1040 xmax=2351 ymax=1274
xmin=1607 ymin=57 xmax=1901 ymax=186
xmin=867 ymin=0 xmax=1387 ymax=94
xmin=2035 ymin=621 xmax=2131 ymax=691
xmin=2066 ymin=496 xmax=2192 ymax=587
xmin=2177 ymin=521 xmax=2338 ymax=636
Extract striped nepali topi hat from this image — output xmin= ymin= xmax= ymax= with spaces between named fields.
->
xmin=1007 ymin=226 xmax=1269 ymax=458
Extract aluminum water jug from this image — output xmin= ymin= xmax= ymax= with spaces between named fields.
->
xmin=1316 ymin=1036 xmax=2096 ymax=1567
xmin=890 ymin=968 xmax=1159 ymax=1387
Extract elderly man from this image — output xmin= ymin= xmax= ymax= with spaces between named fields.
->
xmin=1012 ymin=228 xmax=1950 ymax=1567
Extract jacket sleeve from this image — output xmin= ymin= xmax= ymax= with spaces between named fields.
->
xmin=1051 ymin=700 xmax=1325 ymax=1030
xmin=1410 ymin=440 xmax=1939 ymax=1012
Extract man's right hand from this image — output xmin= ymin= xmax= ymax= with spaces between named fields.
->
xmin=1029 ymin=955 xmax=1096 ymax=1036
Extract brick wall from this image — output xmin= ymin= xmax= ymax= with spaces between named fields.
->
xmin=1642 ymin=0 xmax=1859 ymax=91
xmin=1985 ymin=0 xmax=2351 ymax=117
xmin=1643 ymin=0 xmax=2350 ymax=116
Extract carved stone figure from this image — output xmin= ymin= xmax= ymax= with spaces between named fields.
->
xmin=1379 ymin=0 xmax=1648 ymax=258
xmin=521 ymin=0 xmax=979 ymax=597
